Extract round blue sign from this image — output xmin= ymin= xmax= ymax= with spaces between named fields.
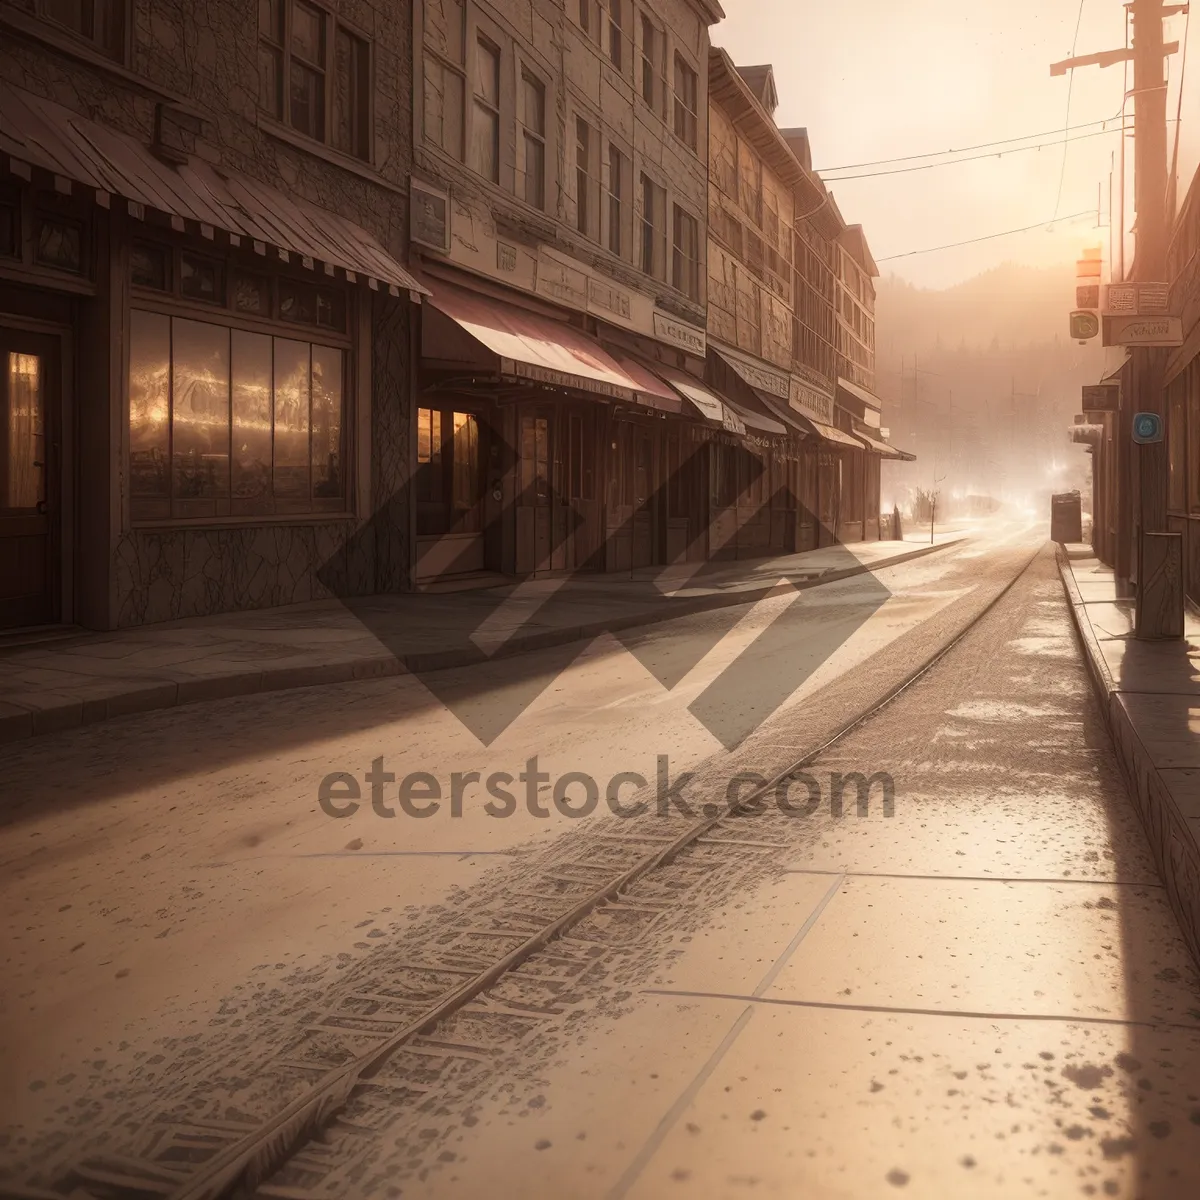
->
xmin=1132 ymin=412 xmax=1163 ymax=444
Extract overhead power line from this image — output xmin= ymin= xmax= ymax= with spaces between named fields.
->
xmin=876 ymin=208 xmax=1096 ymax=262
xmin=822 ymin=125 xmax=1129 ymax=182
xmin=1052 ymin=0 xmax=1089 ymax=221
xmin=812 ymin=111 xmax=1124 ymax=174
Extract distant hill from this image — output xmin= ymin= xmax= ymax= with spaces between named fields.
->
xmin=875 ymin=261 xmax=1084 ymax=357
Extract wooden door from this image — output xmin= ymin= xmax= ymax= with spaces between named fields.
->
xmin=0 ymin=329 xmax=59 ymax=628
xmin=516 ymin=410 xmax=552 ymax=575
xmin=631 ymin=425 xmax=653 ymax=568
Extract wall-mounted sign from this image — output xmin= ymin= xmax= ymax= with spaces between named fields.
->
xmin=1081 ymin=383 xmax=1119 ymax=413
xmin=1106 ymin=315 xmax=1184 ymax=347
xmin=1132 ymin=412 xmax=1163 ymax=444
xmin=411 ymin=179 xmax=450 ymax=253
xmin=1070 ymin=310 xmax=1100 ymax=340
xmin=789 ymin=376 xmax=834 ymax=424
xmin=1104 ymin=282 xmax=1171 ymax=315
xmin=653 ymin=311 xmax=707 ymax=356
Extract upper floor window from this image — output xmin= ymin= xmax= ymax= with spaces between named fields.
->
xmin=259 ymin=0 xmax=372 ymax=161
xmin=422 ymin=0 xmax=466 ymax=161
xmin=608 ymin=0 xmax=624 ymax=71
xmin=639 ymin=15 xmax=657 ymax=110
xmin=470 ymin=37 xmax=501 ymax=183
xmin=607 ymin=144 xmax=626 ymax=258
xmin=40 ymin=0 xmax=124 ymax=61
xmin=576 ymin=117 xmax=599 ymax=240
xmin=672 ymin=204 xmax=700 ymax=300
xmin=640 ymin=173 xmax=666 ymax=281
xmin=673 ymin=53 xmax=698 ymax=150
xmin=521 ymin=71 xmax=547 ymax=210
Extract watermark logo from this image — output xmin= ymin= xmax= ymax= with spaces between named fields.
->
xmin=318 ymin=429 xmax=891 ymax=749
xmin=317 ymin=756 xmax=896 ymax=821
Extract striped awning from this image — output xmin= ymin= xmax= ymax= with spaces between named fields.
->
xmin=0 ymin=79 xmax=428 ymax=299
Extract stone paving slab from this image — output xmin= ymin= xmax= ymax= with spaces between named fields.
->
xmin=0 ymin=535 xmax=964 ymax=746
xmin=1057 ymin=547 xmax=1200 ymax=968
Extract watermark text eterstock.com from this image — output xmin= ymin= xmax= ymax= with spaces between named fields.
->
xmin=317 ymin=757 xmax=895 ymax=821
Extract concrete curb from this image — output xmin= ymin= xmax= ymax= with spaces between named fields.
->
xmin=0 ymin=537 xmax=964 ymax=747
xmin=1055 ymin=543 xmax=1200 ymax=969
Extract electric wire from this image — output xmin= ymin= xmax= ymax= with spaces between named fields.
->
xmin=1053 ymin=0 xmax=1089 ymax=221
xmin=822 ymin=125 xmax=1128 ymax=182
xmin=876 ymin=208 xmax=1096 ymax=262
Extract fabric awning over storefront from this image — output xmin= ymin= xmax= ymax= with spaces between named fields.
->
xmin=787 ymin=410 xmax=864 ymax=449
xmin=649 ymin=360 xmax=746 ymax=434
xmin=836 ymin=376 xmax=885 ymax=416
xmin=427 ymin=280 xmax=679 ymax=406
xmin=609 ymin=353 xmax=684 ymax=413
xmin=720 ymin=393 xmax=787 ymax=436
xmin=0 ymin=79 xmax=429 ymax=298
xmin=853 ymin=429 xmax=906 ymax=459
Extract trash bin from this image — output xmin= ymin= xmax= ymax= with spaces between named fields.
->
xmin=1051 ymin=490 xmax=1082 ymax=544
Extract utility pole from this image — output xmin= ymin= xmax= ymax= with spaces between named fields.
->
xmin=1050 ymin=0 xmax=1184 ymax=638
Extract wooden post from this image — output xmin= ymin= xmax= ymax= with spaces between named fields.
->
xmin=1136 ymin=531 xmax=1184 ymax=639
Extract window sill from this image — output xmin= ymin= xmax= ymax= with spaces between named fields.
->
xmin=0 ymin=8 xmax=205 ymax=119
xmin=130 ymin=512 xmax=358 ymax=532
xmin=0 ymin=259 xmax=96 ymax=296
xmin=256 ymin=115 xmax=405 ymax=196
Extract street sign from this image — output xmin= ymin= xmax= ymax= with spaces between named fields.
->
xmin=1081 ymin=383 xmax=1119 ymax=413
xmin=1106 ymin=315 xmax=1184 ymax=347
xmin=1132 ymin=412 xmax=1163 ymax=444
xmin=1103 ymin=282 xmax=1172 ymax=315
xmin=1070 ymin=311 xmax=1100 ymax=340
xmin=1076 ymin=284 xmax=1100 ymax=310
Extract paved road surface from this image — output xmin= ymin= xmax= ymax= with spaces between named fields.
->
xmin=5 ymin=521 xmax=1196 ymax=1198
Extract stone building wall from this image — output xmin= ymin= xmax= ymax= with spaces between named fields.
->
xmin=0 ymin=0 xmax=418 ymax=628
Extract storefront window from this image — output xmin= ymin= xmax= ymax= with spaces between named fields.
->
xmin=128 ymin=310 xmax=346 ymax=520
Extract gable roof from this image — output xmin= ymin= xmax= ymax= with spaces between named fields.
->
xmin=735 ymin=65 xmax=778 ymax=115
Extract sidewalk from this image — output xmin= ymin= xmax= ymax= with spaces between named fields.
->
xmin=0 ymin=532 xmax=965 ymax=745
xmin=1057 ymin=544 xmax=1200 ymax=965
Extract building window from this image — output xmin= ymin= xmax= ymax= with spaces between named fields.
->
xmin=577 ymin=117 xmax=598 ymax=240
xmin=672 ymin=204 xmax=700 ymax=300
xmin=640 ymin=15 xmax=656 ymax=109
xmin=608 ymin=0 xmax=623 ymax=71
xmin=607 ymin=144 xmax=625 ymax=257
xmin=673 ymin=53 xmax=698 ymax=149
xmin=131 ymin=243 xmax=169 ymax=291
xmin=521 ymin=71 xmax=547 ymax=210
xmin=128 ymin=311 xmax=346 ymax=520
xmin=422 ymin=0 xmax=466 ymax=160
xmin=40 ymin=0 xmax=124 ymax=61
xmin=640 ymin=173 xmax=666 ymax=281
xmin=34 ymin=214 xmax=83 ymax=273
xmin=258 ymin=0 xmax=372 ymax=161
xmin=470 ymin=37 xmax=501 ymax=184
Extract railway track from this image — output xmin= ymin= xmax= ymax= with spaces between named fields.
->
xmin=9 ymin=542 xmax=1043 ymax=1200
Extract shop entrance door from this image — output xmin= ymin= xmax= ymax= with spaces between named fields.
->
xmin=0 ymin=329 xmax=60 ymax=628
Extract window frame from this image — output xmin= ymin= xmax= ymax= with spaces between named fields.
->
xmin=672 ymin=203 xmax=700 ymax=301
xmin=520 ymin=67 xmax=548 ymax=211
xmin=576 ymin=115 xmax=600 ymax=242
xmin=470 ymin=33 xmax=502 ymax=184
xmin=640 ymin=172 xmax=667 ymax=282
xmin=606 ymin=142 xmax=627 ymax=259
xmin=607 ymin=0 xmax=626 ymax=74
xmin=259 ymin=0 xmax=374 ymax=163
xmin=38 ymin=0 xmax=126 ymax=63
xmin=673 ymin=51 xmax=698 ymax=150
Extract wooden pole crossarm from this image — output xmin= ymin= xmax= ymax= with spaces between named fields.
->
xmin=1049 ymin=43 xmax=1177 ymax=75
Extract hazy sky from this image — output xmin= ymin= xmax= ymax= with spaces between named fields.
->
xmin=712 ymin=0 xmax=1199 ymax=289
